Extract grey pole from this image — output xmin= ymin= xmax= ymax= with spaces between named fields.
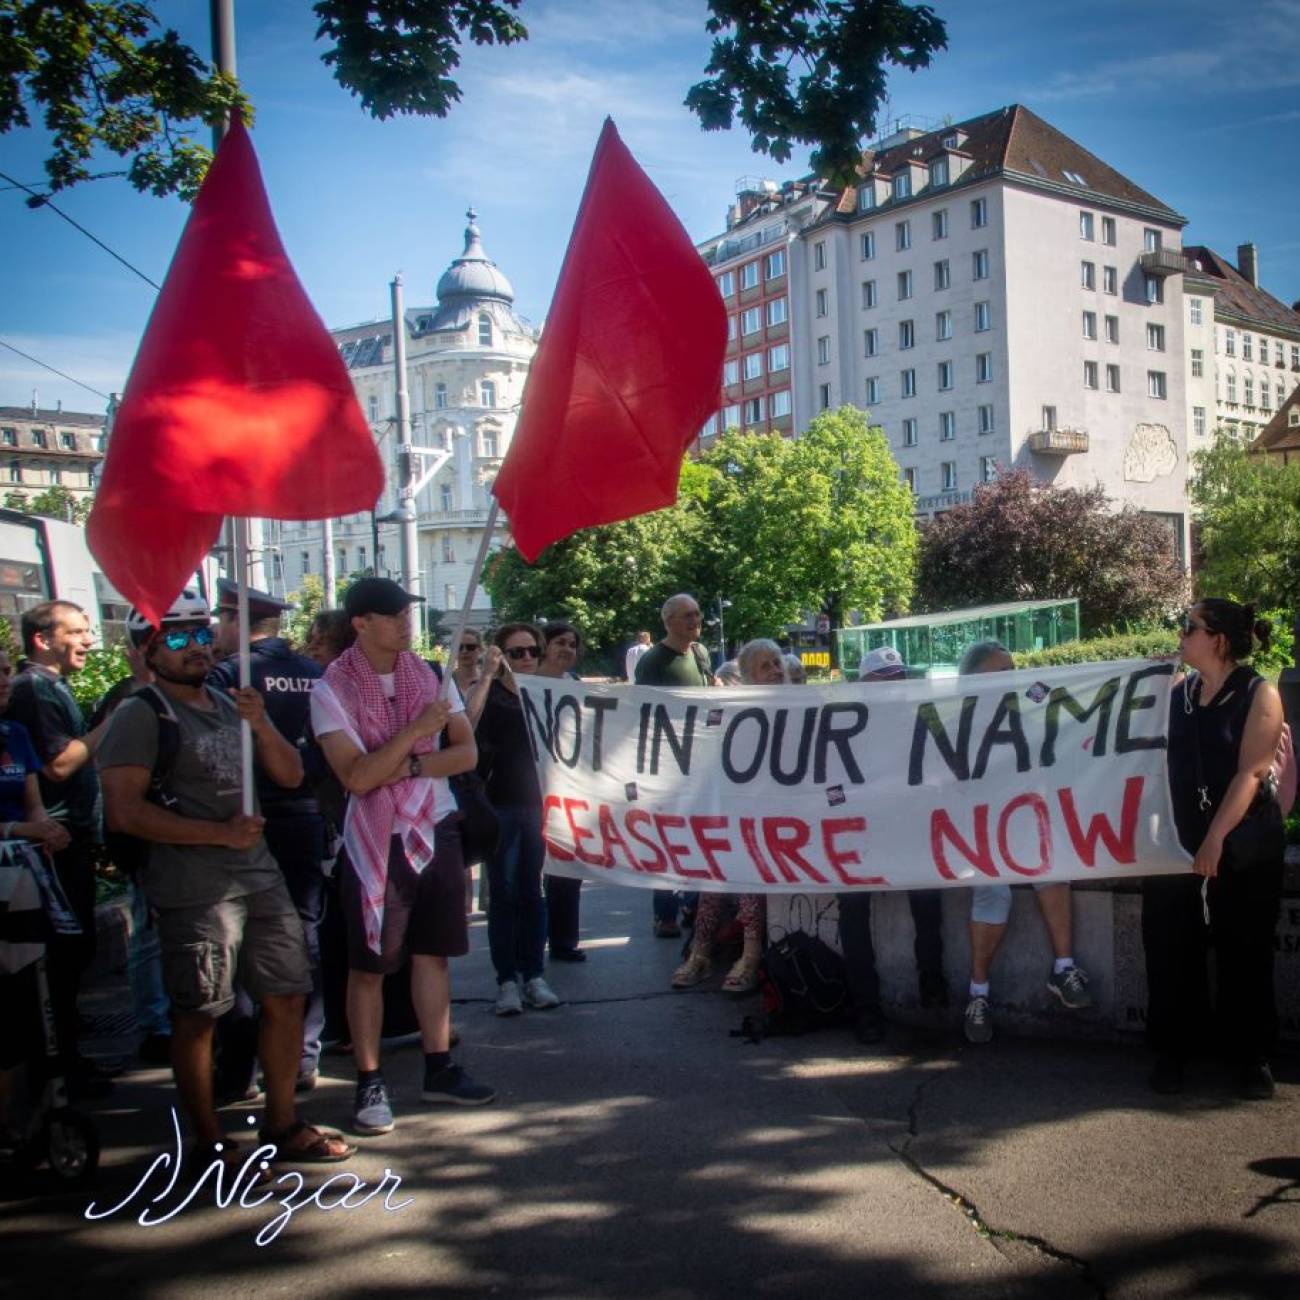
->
xmin=322 ymin=516 xmax=336 ymax=604
xmin=391 ymin=275 xmax=420 ymax=636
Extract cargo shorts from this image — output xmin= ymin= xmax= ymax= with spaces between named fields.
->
xmin=155 ymin=881 xmax=311 ymax=1018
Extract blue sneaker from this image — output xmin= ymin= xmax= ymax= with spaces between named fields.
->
xmin=353 ymin=1077 xmax=394 ymax=1134
xmin=421 ymin=1064 xmax=496 ymax=1106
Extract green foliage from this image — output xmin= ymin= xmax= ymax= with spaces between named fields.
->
xmin=285 ymin=574 xmax=327 ymax=648
xmin=0 ymin=0 xmax=248 ymax=198
xmin=3 ymin=486 xmax=93 ymax=524
xmin=916 ymin=469 xmax=1187 ymax=636
xmin=1013 ymin=629 xmax=1180 ymax=669
xmin=687 ymin=0 xmax=948 ymax=183
xmin=1251 ymin=608 xmax=1296 ymax=676
xmin=67 ymin=645 xmax=130 ymax=712
xmin=1190 ymin=432 xmax=1300 ymax=612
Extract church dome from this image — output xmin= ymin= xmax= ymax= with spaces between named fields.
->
xmin=435 ymin=209 xmax=515 ymax=306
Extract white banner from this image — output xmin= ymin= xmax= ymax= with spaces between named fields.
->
xmin=519 ymin=659 xmax=1191 ymax=893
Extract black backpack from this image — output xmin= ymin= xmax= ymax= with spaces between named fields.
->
xmin=742 ymin=931 xmax=851 ymax=1039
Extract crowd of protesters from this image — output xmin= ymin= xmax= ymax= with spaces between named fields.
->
xmin=0 ymin=582 xmax=1291 ymax=1170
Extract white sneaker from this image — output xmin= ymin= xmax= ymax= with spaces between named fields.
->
xmin=495 ymin=980 xmax=523 ymax=1016
xmin=522 ymin=976 xmax=560 ymax=1009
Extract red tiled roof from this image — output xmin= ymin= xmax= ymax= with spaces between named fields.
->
xmin=1183 ymin=246 xmax=1300 ymax=336
xmin=1249 ymin=384 xmax=1300 ymax=455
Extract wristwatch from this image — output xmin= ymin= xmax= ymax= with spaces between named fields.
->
xmin=408 ymin=754 xmax=422 ymax=779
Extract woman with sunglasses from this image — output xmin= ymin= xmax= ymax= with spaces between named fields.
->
xmin=1143 ymin=601 xmax=1285 ymax=1099
xmin=450 ymin=632 xmax=484 ymax=710
xmin=473 ymin=623 xmax=561 ymax=1016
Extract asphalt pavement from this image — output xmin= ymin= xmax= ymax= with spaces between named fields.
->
xmin=2 ymin=880 xmax=1298 ymax=1299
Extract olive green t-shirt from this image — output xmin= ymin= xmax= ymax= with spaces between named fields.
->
xmin=634 ymin=641 xmax=711 ymax=688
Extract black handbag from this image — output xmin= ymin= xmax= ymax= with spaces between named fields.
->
xmin=449 ymin=769 xmax=499 ymax=868
xmin=1189 ymin=674 xmax=1284 ymax=873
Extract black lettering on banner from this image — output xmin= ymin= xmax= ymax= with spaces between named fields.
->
xmin=1039 ymin=677 xmax=1120 ymax=767
xmin=636 ymin=702 xmax=652 ymax=774
xmin=520 ymin=685 xmax=554 ymax=761
xmin=972 ymin=691 xmax=1031 ymax=780
xmin=1115 ymin=663 xmax=1172 ymax=753
xmin=722 ymin=708 xmax=768 ymax=783
xmin=814 ymin=702 xmax=868 ymax=785
xmin=650 ymin=704 xmax=698 ymax=776
xmin=908 ymin=696 xmax=978 ymax=786
xmin=552 ymin=695 xmax=582 ymax=769
xmin=770 ymin=707 xmax=817 ymax=786
xmin=583 ymin=695 xmax=618 ymax=773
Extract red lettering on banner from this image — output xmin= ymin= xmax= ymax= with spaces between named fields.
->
xmin=1058 ymin=775 xmax=1142 ymax=867
xmin=625 ymin=809 xmax=668 ymax=873
xmin=821 ymin=817 xmax=886 ymax=886
xmin=930 ymin=806 xmax=997 ymax=881
xmin=654 ymin=813 xmax=712 ymax=880
xmin=996 ymin=793 xmax=1051 ymax=877
xmin=761 ymin=818 xmax=829 ymax=884
xmin=738 ymin=817 xmax=779 ymax=884
xmin=598 ymin=803 xmax=641 ymax=871
xmin=564 ymin=798 xmax=609 ymax=867
xmin=688 ymin=816 xmax=731 ymax=881
xmin=541 ymin=794 xmax=575 ymax=862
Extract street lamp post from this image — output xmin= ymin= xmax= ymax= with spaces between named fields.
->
xmin=716 ymin=597 xmax=732 ymax=659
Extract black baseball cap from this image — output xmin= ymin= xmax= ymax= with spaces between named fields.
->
xmin=344 ymin=577 xmax=425 ymax=618
xmin=215 ymin=577 xmax=291 ymax=621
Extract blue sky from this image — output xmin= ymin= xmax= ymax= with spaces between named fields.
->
xmin=2 ymin=0 xmax=1298 ymax=413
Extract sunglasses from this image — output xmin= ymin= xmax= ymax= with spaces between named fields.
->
xmin=504 ymin=645 xmax=541 ymax=661
xmin=161 ymin=626 xmax=214 ymax=652
xmin=459 ymin=643 xmax=480 ymax=654
xmin=1179 ymin=614 xmax=1209 ymax=637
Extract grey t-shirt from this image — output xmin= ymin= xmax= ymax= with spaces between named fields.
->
xmin=97 ymin=687 xmax=282 ymax=910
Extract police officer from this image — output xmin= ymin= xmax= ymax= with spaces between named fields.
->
xmin=209 ymin=579 xmax=326 ymax=1094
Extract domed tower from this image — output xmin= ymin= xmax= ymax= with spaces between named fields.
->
xmin=427 ymin=208 xmax=532 ymax=344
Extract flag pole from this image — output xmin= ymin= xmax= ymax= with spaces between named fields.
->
xmin=439 ymin=498 xmax=501 ymax=701
xmin=233 ymin=516 xmax=255 ymax=814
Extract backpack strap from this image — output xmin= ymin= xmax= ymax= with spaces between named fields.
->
xmin=131 ymin=684 xmax=186 ymax=805
xmin=690 ymin=642 xmax=715 ymax=686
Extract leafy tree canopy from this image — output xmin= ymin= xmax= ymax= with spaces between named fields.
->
xmin=3 ymin=484 xmax=93 ymax=524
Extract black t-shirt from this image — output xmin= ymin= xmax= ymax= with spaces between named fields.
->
xmin=476 ymin=679 xmax=540 ymax=811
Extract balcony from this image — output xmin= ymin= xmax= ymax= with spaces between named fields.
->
xmin=1027 ymin=427 xmax=1089 ymax=455
xmin=1139 ymin=247 xmax=1185 ymax=277
xmin=419 ymin=507 xmax=494 ymax=527
xmin=915 ymin=490 xmax=971 ymax=512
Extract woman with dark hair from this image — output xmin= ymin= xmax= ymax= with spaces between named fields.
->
xmin=1144 ymin=600 xmax=1285 ymax=1099
xmin=537 ymin=620 xmax=586 ymax=961
xmin=473 ymin=622 xmax=561 ymax=1016
xmin=304 ymin=609 xmax=356 ymax=667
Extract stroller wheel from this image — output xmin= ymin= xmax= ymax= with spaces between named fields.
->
xmin=42 ymin=1109 xmax=100 ymax=1187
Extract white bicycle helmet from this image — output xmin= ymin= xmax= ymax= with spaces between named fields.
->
xmin=126 ymin=588 xmax=212 ymax=647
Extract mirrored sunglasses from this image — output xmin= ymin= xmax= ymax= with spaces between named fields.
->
xmin=162 ymin=626 xmax=214 ymax=652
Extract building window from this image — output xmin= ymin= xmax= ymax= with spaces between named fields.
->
xmin=1103 ymin=265 xmax=1118 ymax=295
xmin=865 ymin=377 xmax=880 ymax=404
xmin=902 ymin=417 xmax=918 ymax=446
xmin=482 ymin=430 xmax=498 ymax=457
xmin=892 ymin=172 xmax=911 ymax=200
xmin=817 ymin=336 xmax=831 ymax=365
xmin=766 ymin=298 xmax=788 ymax=327
xmin=1261 ymin=384 xmax=1272 ymax=412
xmin=1143 ymin=228 xmax=1161 ymax=253
xmin=722 ymin=403 xmax=741 ymax=428
xmin=815 ymin=288 xmax=828 ymax=317
xmin=939 ymin=410 xmax=956 ymax=439
xmin=857 ymin=185 xmax=876 ymax=213
xmin=976 ymin=353 xmax=992 ymax=384
xmin=1079 ymin=211 xmax=1094 ymax=241
xmin=970 ymin=197 xmax=987 ymax=228
xmin=445 ymin=585 xmax=457 ymax=610
xmin=1144 ymin=274 xmax=1163 ymax=305
xmin=770 ymin=390 xmax=792 ymax=418
xmin=1148 ymin=370 xmax=1167 ymax=399
xmin=60 ymin=432 xmax=75 ymax=449
xmin=1189 ymin=297 xmax=1202 ymax=326
xmin=1106 ymin=364 xmax=1121 ymax=393
xmin=1042 ymin=405 xmax=1057 ymax=431
xmin=862 ymin=279 xmax=878 ymax=309
xmin=1 ymin=429 xmax=14 ymax=447
xmin=934 ymin=259 xmax=950 ymax=291
xmin=743 ymin=352 xmax=763 ymax=380
xmin=928 ymin=157 xmax=948 ymax=188
xmin=727 ymin=315 xmax=737 ymax=341
xmin=1147 ymin=323 xmax=1165 ymax=352
xmin=1225 ymin=328 xmax=1236 ymax=357
xmin=978 ymin=403 xmax=994 ymax=434
xmin=48 ymin=466 xmax=61 ymax=485
xmin=1104 ymin=315 xmax=1119 ymax=345
xmin=980 ymin=456 xmax=998 ymax=483
xmin=1193 ymin=406 xmax=1207 ymax=437
xmin=434 ymin=382 xmax=448 ymax=410
xmin=901 ymin=368 xmax=917 ymax=398
xmin=7 ymin=460 xmax=20 ymax=483
xmin=895 ymin=220 xmax=911 ymax=251
xmin=765 ymin=249 xmax=785 ymax=279
xmin=301 ymin=551 xmax=311 ymax=575
xmin=700 ymin=414 xmax=718 ymax=438
xmin=860 ymin=231 xmax=876 ymax=261
xmin=903 ymin=467 xmax=916 ymax=491
xmin=367 ymin=395 xmax=380 ymax=423
xmin=1082 ymin=311 xmax=1097 ymax=340
xmin=899 ymin=319 xmax=914 ymax=350
xmin=741 ymin=306 xmax=762 ymax=334
xmin=897 ymin=270 xmax=913 ymax=300
xmin=1291 ymin=344 xmax=1299 ymax=368
xmin=1244 ymin=375 xmax=1254 ymax=406
xmin=439 ymin=534 xmax=454 ymax=563
xmin=1226 ymin=372 xmax=1237 ymax=403
xmin=1084 ymin=360 xmax=1099 ymax=389
xmin=932 ymin=209 xmax=948 ymax=240
xmin=1080 ymin=260 xmax=1096 ymax=290
xmin=743 ymin=396 xmax=765 ymax=425
xmin=478 ymin=313 xmax=492 ymax=346
xmin=32 ymin=430 xmax=46 ymax=448
xmin=937 ymin=361 xmax=954 ymax=391
xmin=813 ymin=242 xmax=827 ymax=271
xmin=741 ymin=260 xmax=760 ymax=289
xmin=1242 ymin=334 xmax=1254 ymax=362
xmin=717 ymin=271 xmax=735 ymax=297
xmin=974 ymin=300 xmax=991 ymax=332
xmin=768 ymin=343 xmax=790 ymax=372
xmin=936 ymin=309 xmax=952 ymax=341
xmin=972 ymin=249 xmax=990 ymax=281
xmin=818 ymin=383 xmax=832 ymax=411
xmin=864 ymin=328 xmax=879 ymax=357
xmin=479 ymin=379 xmax=496 ymax=407
xmin=1102 ymin=216 xmax=1116 ymax=246
xmin=941 ymin=461 xmax=957 ymax=491
xmin=723 ymin=359 xmax=740 ymax=385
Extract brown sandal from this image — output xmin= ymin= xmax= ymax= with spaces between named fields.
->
xmin=259 ymin=1120 xmax=355 ymax=1163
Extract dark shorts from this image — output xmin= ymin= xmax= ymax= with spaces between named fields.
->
xmin=154 ymin=881 xmax=312 ymax=1019
xmin=342 ymin=818 xmax=468 ymax=974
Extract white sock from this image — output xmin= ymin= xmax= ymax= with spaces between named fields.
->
xmin=1053 ymin=958 xmax=1075 ymax=975
xmin=969 ymin=981 xmax=990 ymax=998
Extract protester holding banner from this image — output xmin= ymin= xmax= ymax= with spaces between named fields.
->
xmin=475 ymin=623 xmax=562 ymax=1016
xmin=538 ymin=621 xmax=587 ymax=963
xmin=958 ymin=640 xmax=1093 ymax=1045
xmin=1144 ymin=600 xmax=1286 ymax=1100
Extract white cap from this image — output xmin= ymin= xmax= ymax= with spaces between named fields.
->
xmin=858 ymin=645 xmax=906 ymax=680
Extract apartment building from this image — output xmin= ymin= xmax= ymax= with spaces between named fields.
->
xmin=0 ymin=403 xmax=104 ymax=507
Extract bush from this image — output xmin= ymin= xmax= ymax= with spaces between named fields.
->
xmin=67 ymin=646 xmax=131 ymax=713
xmin=1014 ymin=629 xmax=1179 ymax=668
xmin=1253 ymin=608 xmax=1295 ymax=677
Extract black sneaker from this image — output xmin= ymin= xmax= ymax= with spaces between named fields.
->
xmin=421 ymin=1064 xmax=496 ymax=1106
xmin=549 ymin=946 xmax=587 ymax=963
xmin=1149 ymin=1055 xmax=1184 ymax=1095
xmin=1239 ymin=1061 xmax=1275 ymax=1101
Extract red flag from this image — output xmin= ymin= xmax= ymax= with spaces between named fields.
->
xmin=491 ymin=119 xmax=726 ymax=561
xmin=87 ymin=118 xmax=384 ymax=625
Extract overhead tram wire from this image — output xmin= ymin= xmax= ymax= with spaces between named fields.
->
xmin=0 ymin=339 xmax=112 ymax=402
xmin=0 ymin=169 xmax=161 ymax=291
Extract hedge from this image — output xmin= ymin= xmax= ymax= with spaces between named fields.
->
xmin=1013 ymin=629 xmax=1179 ymax=668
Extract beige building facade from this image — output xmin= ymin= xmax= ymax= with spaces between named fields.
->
xmin=0 ymin=403 xmax=103 ymax=509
